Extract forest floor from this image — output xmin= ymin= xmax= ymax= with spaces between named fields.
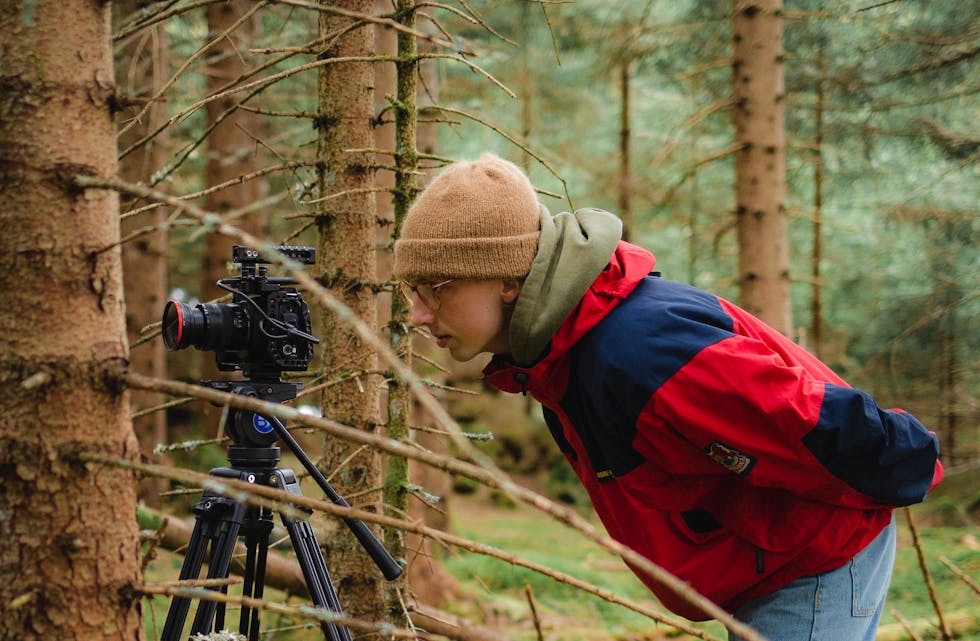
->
xmin=141 ymin=472 xmax=979 ymax=641
xmin=435 ymin=486 xmax=980 ymax=641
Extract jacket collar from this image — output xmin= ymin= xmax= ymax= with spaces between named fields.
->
xmin=484 ymin=241 xmax=656 ymax=397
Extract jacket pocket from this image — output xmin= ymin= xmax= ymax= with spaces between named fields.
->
xmin=669 ymin=509 xmax=726 ymax=545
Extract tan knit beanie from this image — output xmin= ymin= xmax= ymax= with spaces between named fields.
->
xmin=393 ymin=153 xmax=541 ymax=282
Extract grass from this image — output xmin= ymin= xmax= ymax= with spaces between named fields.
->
xmin=882 ymin=518 xmax=979 ymax=636
xmin=441 ymin=496 xmax=980 ymax=641
xmin=443 ymin=498 xmax=663 ymax=639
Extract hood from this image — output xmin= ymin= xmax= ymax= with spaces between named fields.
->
xmin=485 ymin=237 xmax=656 ymax=394
xmin=508 ymin=206 xmax=623 ymax=366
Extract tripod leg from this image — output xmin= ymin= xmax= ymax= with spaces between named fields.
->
xmin=274 ymin=470 xmax=353 ymax=641
xmin=160 ymin=516 xmax=213 ymax=641
xmin=287 ymin=518 xmax=352 ymax=641
xmin=238 ymin=514 xmax=273 ymax=639
xmin=188 ymin=502 xmax=246 ymax=636
xmin=161 ymin=493 xmax=247 ymax=641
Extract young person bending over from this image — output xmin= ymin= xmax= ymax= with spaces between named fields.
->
xmin=393 ymin=153 xmax=943 ymax=641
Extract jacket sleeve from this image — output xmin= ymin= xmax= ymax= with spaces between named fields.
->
xmin=647 ymin=332 xmax=943 ymax=508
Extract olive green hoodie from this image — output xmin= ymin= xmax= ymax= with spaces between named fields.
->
xmin=508 ymin=206 xmax=623 ymax=366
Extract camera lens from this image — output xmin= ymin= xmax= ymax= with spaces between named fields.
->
xmin=162 ymin=300 xmax=249 ymax=352
xmin=162 ymin=300 xmax=205 ymax=350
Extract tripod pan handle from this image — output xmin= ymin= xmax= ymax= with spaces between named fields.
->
xmin=270 ymin=417 xmax=403 ymax=580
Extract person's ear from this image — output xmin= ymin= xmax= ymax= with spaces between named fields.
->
xmin=500 ymin=279 xmax=522 ymax=305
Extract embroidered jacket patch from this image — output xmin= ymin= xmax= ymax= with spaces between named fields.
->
xmin=705 ymin=440 xmax=757 ymax=475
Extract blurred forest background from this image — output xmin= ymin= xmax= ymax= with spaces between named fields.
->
xmin=1 ymin=1 xmax=976 ymax=640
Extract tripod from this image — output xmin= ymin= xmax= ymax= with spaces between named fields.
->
xmin=160 ymin=380 xmax=402 ymax=641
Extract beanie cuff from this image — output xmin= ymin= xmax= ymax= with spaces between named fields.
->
xmin=394 ymin=231 xmax=540 ymax=282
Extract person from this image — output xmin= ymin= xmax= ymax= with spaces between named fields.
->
xmin=392 ymin=153 xmax=944 ymax=641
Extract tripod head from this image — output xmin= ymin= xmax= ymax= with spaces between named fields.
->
xmin=203 ymin=379 xmax=298 ymax=446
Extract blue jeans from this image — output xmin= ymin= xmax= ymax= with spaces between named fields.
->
xmin=730 ymin=517 xmax=897 ymax=641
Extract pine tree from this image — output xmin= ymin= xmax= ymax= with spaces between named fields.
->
xmin=0 ymin=1 xmax=144 ymax=638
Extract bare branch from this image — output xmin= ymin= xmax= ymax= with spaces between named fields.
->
xmin=419 ymin=104 xmax=571 ymax=205
xmin=118 ymin=1 xmax=269 ymax=138
xmin=268 ymin=0 xmax=459 ymax=50
xmin=939 ymin=555 xmax=980 ymax=596
xmin=139 ymin=582 xmax=434 ymax=638
xmin=904 ymin=508 xmax=953 ymax=641
xmin=417 ymin=52 xmax=516 ymax=97
xmin=104 ymin=452 xmax=722 ymax=640
xmin=75 ymin=175 xmax=773 ymax=641
xmin=114 ymin=0 xmax=226 ymax=43
xmin=121 ymin=160 xmax=319 ymax=220
xmin=856 ymin=0 xmax=905 ymax=11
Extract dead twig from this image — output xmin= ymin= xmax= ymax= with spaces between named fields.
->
xmin=904 ymin=507 xmax=953 ymax=641
xmin=525 ymin=583 xmax=546 ymax=641
xmin=890 ymin=609 xmax=925 ymax=641
xmin=939 ymin=555 xmax=980 ymax=596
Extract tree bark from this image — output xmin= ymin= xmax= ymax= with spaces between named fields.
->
xmin=934 ymin=218 xmax=960 ymax=465
xmin=376 ymin=9 xmax=458 ymax=608
xmin=115 ymin=0 xmax=170 ymax=507
xmin=810 ymin=42 xmax=825 ymax=359
xmin=732 ymin=0 xmax=791 ymax=335
xmin=382 ymin=0 xmax=422 ymax=622
xmin=0 ymin=2 xmax=144 ymax=639
xmin=519 ymin=0 xmax=534 ymax=175
xmin=316 ymin=0 xmax=385 ymax=627
xmin=200 ymin=0 xmax=266 ymax=379
xmin=618 ymin=59 xmax=634 ymax=241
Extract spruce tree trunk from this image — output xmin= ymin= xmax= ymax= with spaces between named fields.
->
xmin=200 ymin=0 xmax=265 ymax=380
xmin=383 ymin=0 xmax=419 ymax=621
xmin=518 ymin=0 xmax=534 ymax=174
xmin=732 ymin=0 xmax=791 ymax=335
xmin=810 ymin=42 xmax=825 ymax=359
xmin=115 ymin=0 xmax=170 ymax=506
xmin=0 ymin=2 xmax=144 ymax=639
xmin=618 ymin=60 xmax=633 ymax=241
xmin=316 ymin=0 xmax=385 ymax=625
xmin=380 ymin=16 xmax=458 ymax=606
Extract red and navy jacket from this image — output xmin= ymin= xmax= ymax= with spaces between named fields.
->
xmin=484 ymin=241 xmax=943 ymax=620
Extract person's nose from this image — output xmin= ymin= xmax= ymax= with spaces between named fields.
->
xmin=409 ymin=298 xmax=436 ymax=326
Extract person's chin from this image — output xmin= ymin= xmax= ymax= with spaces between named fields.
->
xmin=447 ymin=344 xmax=481 ymax=363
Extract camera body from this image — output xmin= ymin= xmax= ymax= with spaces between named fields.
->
xmin=163 ymin=245 xmax=318 ymax=380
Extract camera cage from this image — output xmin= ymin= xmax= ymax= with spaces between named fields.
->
xmin=162 ymin=245 xmax=320 ymax=380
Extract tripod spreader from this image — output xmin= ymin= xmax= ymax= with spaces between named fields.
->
xmin=268 ymin=415 xmax=403 ymax=581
